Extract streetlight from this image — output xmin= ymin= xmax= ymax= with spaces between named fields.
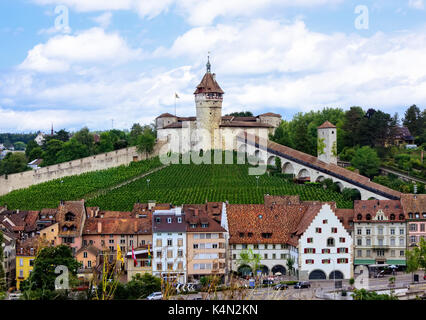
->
xmin=147 ymin=179 xmax=150 ymax=188
xmin=255 ymin=176 xmax=259 ymax=188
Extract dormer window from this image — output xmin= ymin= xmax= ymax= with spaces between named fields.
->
xmin=201 ymin=223 xmax=208 ymax=228
xmin=167 ymin=218 xmax=172 ymax=224
xmin=190 ymin=224 xmax=197 ymax=228
xmin=248 ymin=232 xmax=253 ymax=237
xmin=65 ymin=212 xmax=75 ymax=222
xmin=390 ymin=214 xmax=395 ymax=221
xmin=261 ymin=233 xmax=272 ymax=239
xmin=177 ymin=217 xmax=182 ymax=223
xmin=366 ymin=214 xmax=371 ymax=221
xmin=357 ymin=214 xmax=362 ymax=220
xmin=239 ymin=233 xmax=244 ymax=238
xmin=399 ymin=214 xmax=404 ymax=220
xmin=155 ymin=217 xmax=161 ymax=223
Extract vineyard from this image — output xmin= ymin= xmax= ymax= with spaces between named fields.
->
xmin=0 ymin=157 xmax=163 ymax=210
xmin=0 ymin=155 xmax=354 ymax=211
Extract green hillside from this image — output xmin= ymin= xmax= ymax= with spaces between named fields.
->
xmin=0 ymin=155 xmax=353 ymax=210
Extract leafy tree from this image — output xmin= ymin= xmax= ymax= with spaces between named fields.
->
xmin=238 ymin=249 xmax=261 ymax=276
xmin=136 ymin=133 xmax=155 ymax=157
xmin=97 ymin=132 xmax=115 ymax=153
xmin=225 ymin=111 xmax=254 ymax=117
xmin=28 ymin=147 xmax=43 ymax=162
xmin=20 ymin=245 xmax=80 ymax=296
xmin=352 ymin=288 xmax=397 ymax=300
xmin=53 ymin=129 xmax=71 ymax=142
xmin=25 ymin=140 xmax=39 ymax=158
xmin=0 ymin=152 xmax=29 ymax=175
xmin=351 ymin=146 xmax=381 ymax=177
xmin=73 ymin=127 xmax=94 ymax=154
xmin=403 ymin=105 xmax=424 ymax=138
xmin=41 ymin=139 xmax=64 ymax=166
xmin=56 ymin=139 xmax=90 ymax=163
xmin=113 ymin=273 xmax=161 ymax=300
xmin=286 ymin=256 xmax=295 ymax=276
xmin=342 ymin=107 xmax=364 ymax=147
xmin=13 ymin=141 xmax=26 ymax=151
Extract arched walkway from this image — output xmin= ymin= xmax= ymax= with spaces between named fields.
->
xmin=335 ymin=182 xmax=344 ymax=192
xmin=238 ymin=265 xmax=252 ymax=276
xmin=271 ymin=265 xmax=287 ymax=275
xmin=309 ymin=269 xmax=327 ymax=280
xmin=267 ymin=156 xmax=276 ymax=166
xmin=297 ymin=168 xmax=310 ymax=179
xmin=329 ymin=270 xmax=344 ymax=280
xmin=238 ymin=144 xmax=247 ymax=154
xmin=282 ymin=162 xmax=294 ymax=175
xmin=316 ymin=176 xmax=325 ymax=183
xmin=256 ymin=265 xmax=269 ymax=275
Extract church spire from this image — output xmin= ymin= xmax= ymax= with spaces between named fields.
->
xmin=206 ymin=54 xmax=211 ymax=73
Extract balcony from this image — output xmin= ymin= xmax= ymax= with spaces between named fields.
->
xmin=372 ymin=244 xmax=389 ymax=250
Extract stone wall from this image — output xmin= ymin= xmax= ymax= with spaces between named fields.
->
xmin=0 ymin=142 xmax=164 ymax=196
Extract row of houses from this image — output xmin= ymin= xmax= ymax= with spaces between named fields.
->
xmin=0 ymin=194 xmax=425 ymax=290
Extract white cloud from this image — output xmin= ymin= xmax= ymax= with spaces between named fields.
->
xmin=19 ymin=28 xmax=142 ymax=73
xmin=92 ymin=12 xmax=113 ymax=28
xmin=408 ymin=0 xmax=424 ymax=10
xmin=32 ymin=0 xmax=343 ymax=25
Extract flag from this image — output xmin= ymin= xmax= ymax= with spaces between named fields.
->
xmin=175 ymin=93 xmax=180 ymax=99
xmin=132 ymin=244 xmax=137 ymax=267
xmin=148 ymin=243 xmax=151 ymax=266
xmin=117 ymin=244 xmax=124 ymax=263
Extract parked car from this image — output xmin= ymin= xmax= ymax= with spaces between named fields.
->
xmin=8 ymin=293 xmax=22 ymax=300
xmin=262 ymin=279 xmax=275 ymax=286
xmin=273 ymin=283 xmax=288 ymax=290
xmin=293 ymin=282 xmax=311 ymax=289
xmin=146 ymin=292 xmax=163 ymax=300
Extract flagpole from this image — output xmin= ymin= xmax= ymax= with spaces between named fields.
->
xmin=174 ymin=94 xmax=177 ymax=116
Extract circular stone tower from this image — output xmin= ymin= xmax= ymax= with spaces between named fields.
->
xmin=194 ymin=56 xmax=224 ymax=151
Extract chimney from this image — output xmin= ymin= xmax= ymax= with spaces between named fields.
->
xmin=97 ymin=222 xmax=102 ymax=234
xmin=148 ymin=200 xmax=156 ymax=210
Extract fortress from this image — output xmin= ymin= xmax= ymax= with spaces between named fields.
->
xmin=156 ymin=57 xmax=282 ymax=153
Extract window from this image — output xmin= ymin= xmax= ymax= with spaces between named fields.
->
xmin=201 ymin=224 xmax=208 ymax=228
xmin=307 ymin=238 xmax=313 ymax=243
xmin=410 ymin=236 xmax=417 ymax=243
xmin=167 ymin=250 xmax=173 ymax=258
xmin=366 ymin=229 xmax=371 ymax=235
xmin=262 ymin=233 xmax=272 ymax=238
xmin=400 ymin=229 xmax=404 ymax=235
xmin=390 ymin=238 xmax=395 ymax=246
xmin=357 ymin=238 xmax=362 ymax=246
xmin=193 ymin=244 xmax=199 ymax=249
xmin=366 ymin=250 xmax=371 ymax=257
xmin=410 ymin=224 xmax=417 ymax=231
xmin=167 ymin=218 xmax=172 ymax=223
xmin=253 ymin=244 xmax=258 ymax=249
xmin=399 ymin=238 xmax=404 ymax=246
xmin=337 ymin=258 xmax=348 ymax=264
xmin=378 ymin=227 xmax=383 ymax=235
xmin=156 ymin=251 xmax=161 ymax=258
xmin=239 ymin=233 xmax=244 ymax=238
xmin=87 ymin=261 xmax=92 ymax=268
xmin=248 ymin=233 xmax=253 ymax=238
xmin=357 ymin=214 xmax=362 ymax=220
xmin=390 ymin=228 xmax=395 ymax=235
xmin=272 ymin=253 xmax=276 ymax=259
xmin=357 ymin=229 xmax=362 ymax=235
xmin=366 ymin=238 xmax=371 ymax=246
xmin=377 ymin=250 xmax=385 ymax=257
xmin=177 ymin=262 xmax=183 ymax=270
xmin=337 ymin=248 xmax=348 ymax=253
xmin=83 ymin=252 xmax=88 ymax=258
xmin=315 ymin=228 xmax=322 ymax=233
xmin=366 ymin=214 xmax=371 ymax=221
xmin=305 ymin=259 xmax=314 ymax=264
xmin=322 ymin=248 xmax=330 ymax=254
xmin=421 ymin=224 xmax=425 ymax=232
xmin=322 ymin=259 xmax=330 ymax=264
xmin=327 ymin=238 xmax=335 ymax=247
xmin=155 ymin=217 xmax=161 ymax=223
xmin=304 ymin=248 xmax=316 ymax=254
xmin=390 ymin=250 xmax=395 ymax=257
xmin=264 ymin=254 xmax=268 ymax=259
xmin=177 ymin=217 xmax=182 ymax=223
xmin=339 ymin=237 xmax=346 ymax=243
xmin=242 ymin=244 xmax=248 ymax=249
xmin=167 ymin=239 xmax=172 ymax=246
xmin=331 ymin=227 xmax=338 ymax=233
xmin=177 ymin=250 xmax=183 ymax=257
xmin=400 ymin=250 xmax=404 ymax=257
xmin=167 ymin=263 xmax=173 ymax=271
xmin=357 ymin=250 xmax=362 ymax=257
xmin=323 ymin=219 xmax=328 ymax=224
xmin=156 ymin=263 xmax=162 ymax=271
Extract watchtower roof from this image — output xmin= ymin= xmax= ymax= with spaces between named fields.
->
xmin=318 ymin=121 xmax=336 ymax=129
xmin=194 ymin=72 xmax=224 ymax=95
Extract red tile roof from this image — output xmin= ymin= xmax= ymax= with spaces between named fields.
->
xmin=400 ymin=194 xmax=426 ymax=216
xmin=157 ymin=113 xmax=177 ymax=118
xmin=354 ymin=199 xmax=404 ymax=222
xmin=57 ymin=200 xmax=86 ymax=237
xmin=83 ymin=215 xmax=152 ymax=235
xmin=194 ymin=72 xmax=224 ymax=94
xmin=258 ymin=113 xmax=282 ymax=118
xmin=318 ymin=121 xmax=337 ymax=129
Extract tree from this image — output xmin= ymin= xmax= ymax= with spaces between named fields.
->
xmin=403 ymin=105 xmax=423 ymax=138
xmin=286 ymin=256 xmax=295 ymax=276
xmin=73 ymin=127 xmax=94 ymax=154
xmin=342 ymin=107 xmax=364 ymax=147
xmin=113 ymin=273 xmax=161 ymax=300
xmin=237 ymin=249 xmax=261 ymax=276
xmin=20 ymin=245 xmax=80 ymax=297
xmin=28 ymin=147 xmax=43 ymax=162
xmin=25 ymin=140 xmax=39 ymax=159
xmin=56 ymin=139 xmax=90 ymax=163
xmin=13 ymin=141 xmax=26 ymax=151
xmin=53 ymin=129 xmax=70 ymax=142
xmin=351 ymin=146 xmax=381 ymax=178
xmin=136 ymin=133 xmax=155 ymax=157
xmin=41 ymin=139 xmax=64 ymax=166
xmin=225 ymin=111 xmax=254 ymax=117
xmin=129 ymin=123 xmax=144 ymax=146
xmin=0 ymin=152 xmax=29 ymax=175
xmin=405 ymin=237 xmax=426 ymax=281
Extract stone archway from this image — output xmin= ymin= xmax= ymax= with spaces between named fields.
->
xmin=238 ymin=265 xmax=252 ymax=276
xmin=297 ymin=168 xmax=310 ymax=179
xmin=256 ymin=265 xmax=269 ymax=275
xmin=316 ymin=176 xmax=325 ymax=183
xmin=329 ymin=270 xmax=344 ymax=280
xmin=271 ymin=265 xmax=286 ymax=275
xmin=267 ymin=156 xmax=276 ymax=166
xmin=335 ymin=181 xmax=344 ymax=192
xmin=309 ymin=269 xmax=327 ymax=280
xmin=282 ymin=162 xmax=295 ymax=175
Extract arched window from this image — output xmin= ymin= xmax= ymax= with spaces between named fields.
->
xmin=399 ymin=214 xmax=404 ymax=220
xmin=408 ymin=212 xmax=413 ymax=219
xmin=327 ymin=238 xmax=335 ymax=247
xmin=366 ymin=214 xmax=371 ymax=221
xmin=357 ymin=214 xmax=362 ymax=220
xmin=390 ymin=214 xmax=395 ymax=221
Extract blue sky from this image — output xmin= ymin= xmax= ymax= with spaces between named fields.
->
xmin=0 ymin=0 xmax=425 ymax=133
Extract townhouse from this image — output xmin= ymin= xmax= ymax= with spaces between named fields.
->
xmin=152 ymin=207 xmax=187 ymax=284
xmin=353 ymin=200 xmax=407 ymax=268
xmin=184 ymin=205 xmax=227 ymax=282
xmin=227 ymin=203 xmax=302 ymax=277
xmin=401 ymin=194 xmax=426 ymax=248
xmin=56 ymin=200 xmax=86 ymax=255
xmin=15 ymin=237 xmax=39 ymax=290
xmin=296 ymin=203 xmax=353 ymax=280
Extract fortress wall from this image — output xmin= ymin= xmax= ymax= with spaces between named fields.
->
xmin=0 ymin=142 xmax=164 ymax=196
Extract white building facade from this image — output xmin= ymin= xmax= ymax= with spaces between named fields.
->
xmin=298 ymin=204 xmax=353 ymax=280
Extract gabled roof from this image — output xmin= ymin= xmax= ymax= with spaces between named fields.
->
xmin=258 ymin=113 xmax=282 ymax=118
xmin=157 ymin=113 xmax=177 ymax=118
xmin=354 ymin=199 xmax=404 ymax=222
xmin=318 ymin=121 xmax=336 ymax=129
xmin=184 ymin=206 xmax=226 ymax=233
xmin=400 ymin=194 xmax=426 ymax=216
xmin=76 ymin=244 xmax=99 ymax=257
xmin=57 ymin=200 xmax=86 ymax=237
xmin=83 ymin=215 xmax=152 ymax=235
xmin=194 ymin=72 xmax=224 ymax=94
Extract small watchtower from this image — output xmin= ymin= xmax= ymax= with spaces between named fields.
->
xmin=317 ymin=121 xmax=337 ymax=165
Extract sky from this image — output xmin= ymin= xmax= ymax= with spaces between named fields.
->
xmin=0 ymin=0 xmax=425 ymax=133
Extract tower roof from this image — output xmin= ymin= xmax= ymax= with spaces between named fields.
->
xmin=318 ymin=121 xmax=336 ymax=129
xmin=194 ymin=57 xmax=224 ymax=94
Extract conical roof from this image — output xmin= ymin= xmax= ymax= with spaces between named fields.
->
xmin=318 ymin=121 xmax=336 ymax=129
xmin=194 ymin=72 xmax=224 ymax=94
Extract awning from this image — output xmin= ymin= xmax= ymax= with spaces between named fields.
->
xmin=354 ymin=259 xmax=375 ymax=265
xmin=386 ymin=260 xmax=406 ymax=266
